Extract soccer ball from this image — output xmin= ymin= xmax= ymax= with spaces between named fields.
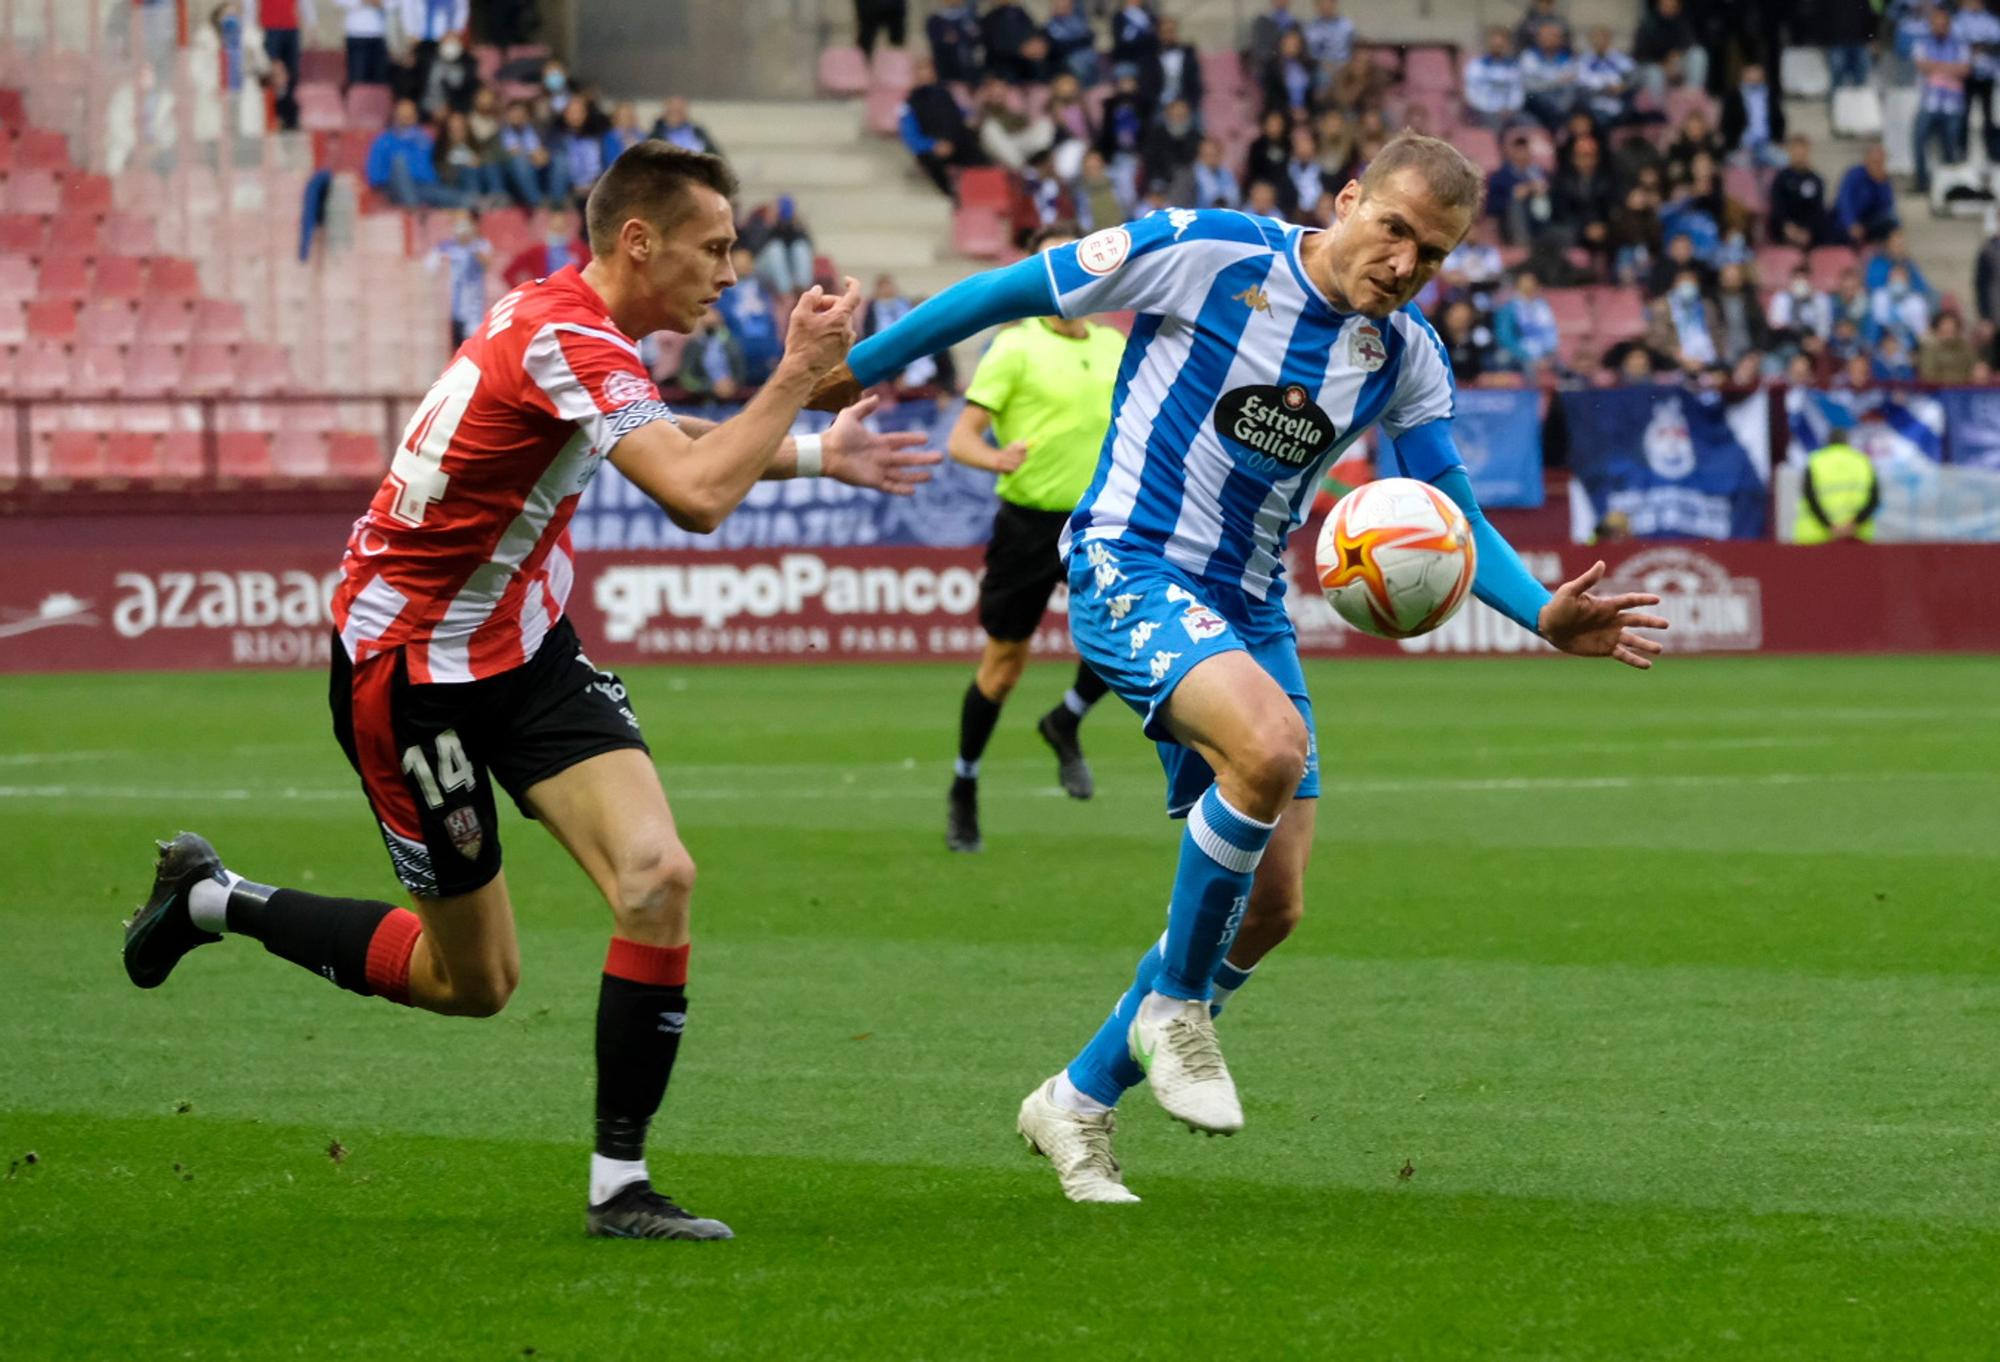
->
xmin=1315 ymin=477 xmax=1478 ymax=639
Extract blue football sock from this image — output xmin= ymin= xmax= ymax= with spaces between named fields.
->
xmin=1065 ymin=934 xmax=1163 ymax=1107
xmin=1157 ymin=786 xmax=1276 ymax=1001
xmin=1211 ymin=958 xmax=1256 ymax=1017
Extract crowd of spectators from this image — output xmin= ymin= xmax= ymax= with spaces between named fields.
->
xmin=880 ymin=0 xmax=2000 ymax=391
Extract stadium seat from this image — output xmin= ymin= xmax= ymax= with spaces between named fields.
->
xmin=1456 ymin=126 xmax=1501 ymax=174
xmin=473 ymin=43 xmax=503 ymax=82
xmin=104 ymin=431 xmax=161 ymax=479
xmin=5 ymin=169 xmax=60 ymax=215
xmin=74 ymin=343 xmax=125 ymax=390
xmin=42 ymin=214 xmax=102 ymax=258
xmin=93 ymin=255 xmax=146 ymax=299
xmin=1723 ymin=164 xmax=1766 ymax=214
xmin=869 ymin=45 xmax=914 ymax=93
xmin=216 ymin=431 xmax=274 ymax=478
xmin=817 ymin=46 xmax=869 ymax=96
xmin=158 ymin=430 xmax=205 ymax=478
xmin=1755 ymin=247 xmax=1805 ymax=283
xmin=1664 ymin=88 xmax=1716 ymax=129
xmin=149 ymin=257 xmax=201 ymax=296
xmin=17 ymin=340 xmax=72 ymax=396
xmin=126 ymin=343 xmax=186 ymax=397
xmin=0 ymin=301 xmax=24 ymax=345
xmin=99 ymin=211 xmax=156 ymax=255
xmin=0 ymin=253 xmax=35 ymax=298
xmin=237 ymin=343 xmax=293 ymax=395
xmin=345 ymin=84 xmax=393 ymax=129
xmin=297 ymin=83 xmax=347 ymax=131
xmin=36 ymin=255 xmax=90 ymax=300
xmin=25 ymin=298 xmax=75 ymax=340
xmin=45 ymin=430 xmax=103 ymax=479
xmin=272 ymin=430 xmax=328 ymax=477
xmin=184 ymin=342 xmax=238 ymax=394
xmin=505 ymin=44 xmax=552 ymax=63
xmin=1592 ymin=288 xmax=1646 ymax=341
xmin=1809 ymin=245 xmax=1858 ymax=289
xmin=957 ymin=166 xmax=1012 ymax=210
xmin=864 ymin=85 xmax=905 ymax=137
xmin=77 ymin=299 xmax=138 ymax=346
xmin=326 ymin=431 xmax=385 ymax=478
xmin=299 ymin=48 xmax=346 ymax=85
xmin=1200 ymin=49 xmax=1245 ymax=98
xmin=0 ymin=89 xmax=24 ymax=124
xmin=14 ymin=129 xmax=69 ymax=172
xmin=60 ymin=173 xmax=112 ymax=216
xmin=136 ymin=297 xmax=194 ymax=342
xmin=1404 ymin=47 xmax=1456 ymax=92
xmin=0 ymin=213 xmax=45 ymax=254
xmin=952 ymin=205 xmax=1006 ymax=259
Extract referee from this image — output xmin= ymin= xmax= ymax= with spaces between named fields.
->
xmin=946 ymin=221 xmax=1125 ymax=852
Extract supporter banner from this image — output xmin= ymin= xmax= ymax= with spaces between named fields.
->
xmin=1935 ymin=388 xmax=2000 ymax=469
xmin=570 ymin=398 xmax=1008 ymax=552
xmin=1874 ymin=456 xmax=2000 ymax=543
xmin=1785 ymin=386 xmax=1946 ymax=465
xmin=1563 ymin=387 xmax=1770 ymax=540
xmin=1381 ymin=386 xmax=1545 ymax=507
xmin=4 ymin=528 xmax=1997 ymax=672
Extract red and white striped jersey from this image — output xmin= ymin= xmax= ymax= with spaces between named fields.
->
xmin=331 ymin=265 xmax=673 ymax=683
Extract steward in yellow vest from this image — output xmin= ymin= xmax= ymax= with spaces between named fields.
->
xmin=1794 ymin=435 xmax=1879 ymax=544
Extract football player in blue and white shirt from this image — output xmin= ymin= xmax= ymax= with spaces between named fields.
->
xmin=810 ymin=134 xmax=1667 ymax=1202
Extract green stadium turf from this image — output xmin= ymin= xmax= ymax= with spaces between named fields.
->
xmin=2 ymin=655 xmax=1997 ymax=1359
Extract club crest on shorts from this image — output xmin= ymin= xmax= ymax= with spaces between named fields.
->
xmin=1349 ymin=322 xmax=1386 ymax=372
xmin=1180 ymin=602 xmax=1226 ymax=643
xmin=444 ymin=806 xmax=483 ymax=860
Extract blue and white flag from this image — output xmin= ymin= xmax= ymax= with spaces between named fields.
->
xmin=1563 ymin=386 xmax=1771 ymax=540
xmin=1381 ymin=386 xmax=1544 ymax=507
xmin=1937 ymin=387 xmax=2000 ymax=469
xmin=1784 ymin=386 xmax=1945 ymax=465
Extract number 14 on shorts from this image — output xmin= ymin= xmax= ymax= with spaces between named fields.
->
xmin=403 ymin=730 xmax=475 ymax=808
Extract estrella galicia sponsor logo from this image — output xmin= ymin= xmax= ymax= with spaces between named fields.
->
xmin=1213 ymin=384 xmax=1336 ymax=468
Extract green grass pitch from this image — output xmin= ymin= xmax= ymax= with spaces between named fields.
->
xmin=2 ymin=655 xmax=1997 ymax=1359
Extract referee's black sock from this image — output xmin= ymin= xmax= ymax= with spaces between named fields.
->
xmin=955 ymin=679 xmax=1004 ymax=779
xmin=1047 ymin=665 xmax=1109 ymax=732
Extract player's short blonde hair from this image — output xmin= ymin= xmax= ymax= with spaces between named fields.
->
xmin=586 ymin=141 xmax=739 ymax=255
xmin=1358 ymin=133 xmax=1483 ymax=215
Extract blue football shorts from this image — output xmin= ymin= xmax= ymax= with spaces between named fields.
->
xmin=1066 ymin=538 xmax=1320 ymax=817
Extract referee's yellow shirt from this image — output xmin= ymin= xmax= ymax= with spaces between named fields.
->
xmin=964 ymin=318 xmax=1126 ymax=512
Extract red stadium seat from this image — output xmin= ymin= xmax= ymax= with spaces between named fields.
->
xmin=0 ymin=253 xmax=35 ymax=298
xmin=0 ymin=213 xmax=45 ymax=254
xmin=149 ymin=257 xmax=201 ymax=296
xmin=473 ymin=44 xmax=503 ymax=82
xmin=952 ymin=204 xmax=1006 ymax=259
xmin=1592 ymin=287 xmax=1646 ymax=341
xmin=17 ymin=339 xmax=72 ymax=396
xmin=864 ymin=85 xmax=905 ymax=137
xmin=1404 ymin=47 xmax=1457 ymax=93
xmin=1544 ymin=287 xmax=1594 ymax=334
xmin=1723 ymin=164 xmax=1766 ymax=214
xmin=0 ymin=301 xmax=24 ymax=345
xmin=0 ymin=90 xmax=24 ymax=124
xmin=42 ymin=214 xmax=102 ymax=258
xmin=94 ymin=254 xmax=146 ymax=299
xmin=194 ymin=298 xmax=246 ymax=342
xmin=126 ymin=343 xmax=186 ymax=397
xmin=344 ymin=83 xmax=393 ymax=129
xmin=73 ymin=343 xmax=126 ymax=391
xmin=77 ymin=299 xmax=138 ymax=346
xmin=957 ymin=166 xmax=1012 ymax=210
xmin=1810 ymin=245 xmax=1858 ymax=289
xmin=158 ymin=430 xmax=206 ymax=478
xmin=60 ymin=173 xmax=112 ymax=215
xmin=1456 ymin=126 xmax=1501 ymax=174
xmin=272 ymin=430 xmax=328 ymax=477
xmin=870 ymin=46 xmax=914 ymax=93
xmin=14 ymin=129 xmax=69 ymax=172
xmin=817 ymin=46 xmax=870 ymax=96
xmin=299 ymin=49 xmax=346 ymax=86
xmin=36 ymin=255 xmax=90 ymax=300
xmin=184 ymin=341 xmax=237 ymax=394
xmin=236 ymin=343 xmax=293 ymax=395
xmin=1201 ymin=50 xmax=1246 ymax=98
xmin=5 ymin=170 xmax=59 ymax=215
xmin=1664 ymin=88 xmax=1716 ymax=129
xmin=136 ymin=296 xmax=194 ymax=342
xmin=216 ymin=431 xmax=274 ymax=478
xmin=25 ymin=297 xmax=75 ymax=340
xmin=296 ymin=83 xmax=347 ymax=132
xmin=105 ymin=431 xmax=161 ymax=479
xmin=1755 ymin=246 xmax=1806 ymax=284
xmin=326 ymin=431 xmax=385 ymax=478
xmin=46 ymin=430 xmax=104 ymax=479
xmin=99 ymin=211 xmax=156 ymax=255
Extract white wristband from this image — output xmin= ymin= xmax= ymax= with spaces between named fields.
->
xmin=794 ymin=432 xmax=824 ymax=478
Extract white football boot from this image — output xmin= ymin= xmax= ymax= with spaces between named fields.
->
xmin=1016 ymin=1077 xmax=1142 ymax=1203
xmin=1128 ymin=991 xmax=1244 ymax=1134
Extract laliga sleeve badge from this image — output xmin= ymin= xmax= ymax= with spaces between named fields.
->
xmin=1076 ymin=227 xmax=1132 ymax=276
xmin=1349 ymin=321 xmax=1386 ymax=372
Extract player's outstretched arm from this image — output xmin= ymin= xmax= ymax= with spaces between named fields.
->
xmin=612 ymin=281 xmax=860 ymax=532
xmin=806 ymin=255 xmax=1058 ymax=411
xmin=1394 ymin=421 xmax=1668 ymax=670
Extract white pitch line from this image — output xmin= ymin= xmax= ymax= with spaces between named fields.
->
xmin=0 ymin=749 xmax=133 ymax=767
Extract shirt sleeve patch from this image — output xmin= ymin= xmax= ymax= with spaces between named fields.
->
xmin=604 ymin=399 xmax=676 ymax=441
xmin=1076 ymin=227 xmax=1132 ymax=275
xmin=601 ymin=369 xmax=656 ymax=407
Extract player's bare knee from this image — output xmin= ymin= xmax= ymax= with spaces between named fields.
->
xmin=1236 ymin=716 xmax=1309 ymax=804
xmin=445 ymin=960 xmax=518 ymax=1018
xmin=609 ymin=840 xmax=697 ymax=930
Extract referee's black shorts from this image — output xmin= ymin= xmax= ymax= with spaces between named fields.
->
xmin=979 ymin=500 xmax=1072 ymax=642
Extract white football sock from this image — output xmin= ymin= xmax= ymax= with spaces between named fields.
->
xmin=1050 ymin=1071 xmax=1112 ymax=1117
xmin=1061 ymin=687 xmax=1089 ymax=717
xmin=186 ymin=871 xmax=242 ymax=932
xmin=952 ymin=757 xmax=979 ymax=780
xmin=590 ymin=1154 xmax=650 ymax=1206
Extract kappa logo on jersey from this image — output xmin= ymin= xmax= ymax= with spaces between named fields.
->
xmin=1180 ymin=602 xmax=1227 ymax=643
xmin=1148 ymin=649 xmax=1182 ymax=682
xmin=1232 ymin=286 xmax=1271 ymax=313
xmin=1213 ymin=384 xmax=1337 ymax=467
xmin=1349 ymin=322 xmax=1387 ymax=372
xmin=443 ymin=806 xmax=484 ymax=861
xmin=602 ymin=369 xmax=654 ymax=407
xmin=1166 ymin=207 xmax=1198 ymax=240
xmin=1076 ymin=227 xmax=1132 ymax=276
xmin=1106 ymin=591 xmax=1142 ymax=622
xmin=1128 ymin=618 xmax=1160 ymax=655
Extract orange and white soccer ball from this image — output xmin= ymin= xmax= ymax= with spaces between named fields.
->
xmin=1315 ymin=477 xmax=1478 ymax=639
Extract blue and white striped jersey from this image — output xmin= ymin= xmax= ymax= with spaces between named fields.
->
xmin=1042 ymin=208 xmax=1455 ymax=603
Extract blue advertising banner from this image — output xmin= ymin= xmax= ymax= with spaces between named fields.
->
xmin=1562 ymin=386 xmax=1771 ymax=540
xmin=1383 ymin=386 xmax=1545 ymax=507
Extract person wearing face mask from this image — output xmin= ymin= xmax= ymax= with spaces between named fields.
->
xmin=1667 ymin=268 xmax=1721 ymax=370
xmin=392 ymin=0 xmax=466 ymax=104
xmin=1766 ymin=265 xmax=1834 ymax=344
xmin=421 ymin=28 xmax=477 ymax=118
